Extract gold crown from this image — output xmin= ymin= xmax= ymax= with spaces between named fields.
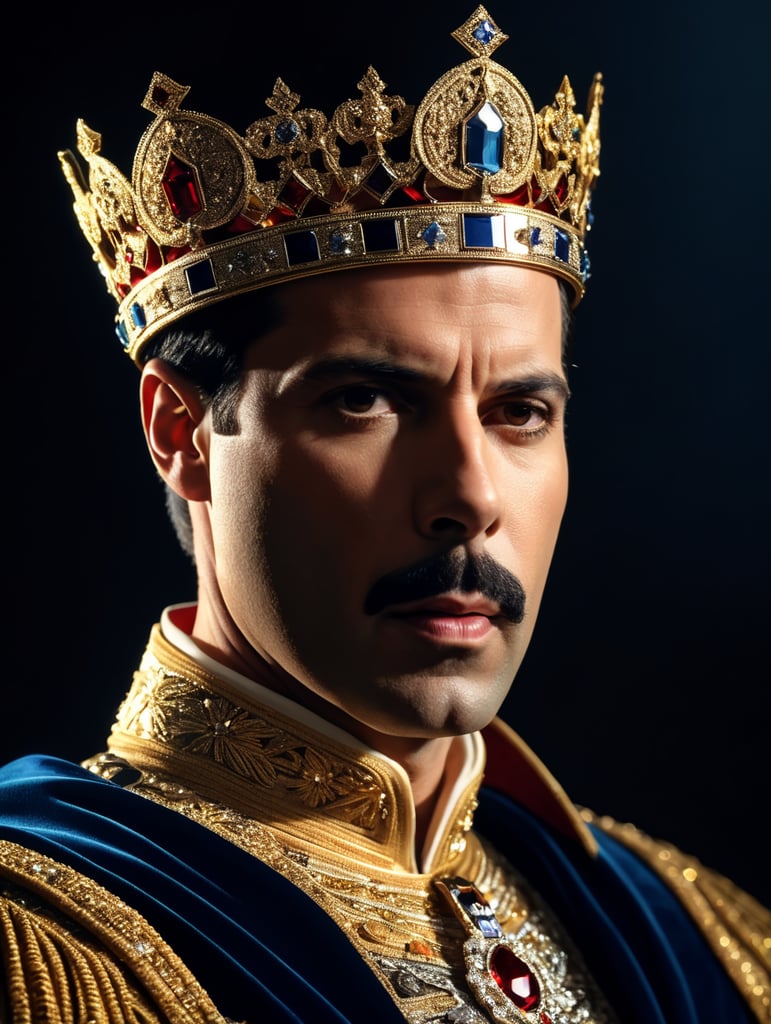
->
xmin=59 ymin=6 xmax=602 ymax=365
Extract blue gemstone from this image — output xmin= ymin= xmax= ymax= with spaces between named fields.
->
xmin=363 ymin=162 xmax=396 ymax=198
xmin=456 ymin=886 xmax=504 ymax=938
xmin=185 ymin=260 xmax=217 ymax=295
xmin=284 ymin=230 xmax=320 ymax=265
xmin=587 ymin=200 xmax=595 ymax=227
xmin=478 ymin=917 xmax=503 ymax=939
xmin=330 ymin=229 xmax=353 ymax=255
xmin=116 ymin=321 xmax=130 ymax=348
xmin=465 ymin=101 xmax=504 ymax=174
xmin=554 ymin=229 xmax=570 ymax=262
xmin=581 ymin=248 xmax=591 ymax=281
xmin=473 ymin=18 xmax=497 ymax=45
xmin=275 ymin=119 xmax=299 ymax=144
xmin=129 ymin=302 xmax=146 ymax=328
xmin=422 ymin=221 xmax=447 ymax=247
xmin=462 ymin=213 xmax=503 ymax=248
xmin=530 ymin=226 xmax=541 ymax=247
xmin=362 ymin=219 xmax=400 ymax=252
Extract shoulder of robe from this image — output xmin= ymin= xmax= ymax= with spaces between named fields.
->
xmin=581 ymin=809 xmax=771 ymax=1024
xmin=0 ymin=838 xmax=236 ymax=1024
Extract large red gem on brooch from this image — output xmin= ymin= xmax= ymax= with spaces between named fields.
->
xmin=436 ymin=875 xmax=548 ymax=1022
xmin=490 ymin=943 xmax=541 ymax=1011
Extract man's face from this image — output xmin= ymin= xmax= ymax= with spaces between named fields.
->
xmin=201 ymin=263 xmax=568 ymax=746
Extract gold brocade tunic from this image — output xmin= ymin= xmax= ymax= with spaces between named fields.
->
xmin=95 ymin=615 xmax=616 ymax=1024
xmin=2 ymin=607 xmax=770 ymax=1023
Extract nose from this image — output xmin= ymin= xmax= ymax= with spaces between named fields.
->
xmin=412 ymin=401 xmax=502 ymax=542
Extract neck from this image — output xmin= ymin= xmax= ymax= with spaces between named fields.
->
xmin=357 ymin=732 xmax=457 ymax=857
xmin=199 ymin=635 xmax=455 ymax=852
xmin=189 ymin=599 xmax=459 ymax=858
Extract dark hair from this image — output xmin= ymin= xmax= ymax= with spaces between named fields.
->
xmin=147 ymin=277 xmax=575 ymax=558
xmin=144 ymin=288 xmax=283 ymax=435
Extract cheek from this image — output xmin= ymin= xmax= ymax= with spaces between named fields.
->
xmin=254 ymin=443 xmax=388 ymax=582
xmin=543 ymin=453 xmax=569 ymax=529
xmin=271 ymin=439 xmax=400 ymax=537
xmin=535 ymin=454 xmax=568 ymax=545
xmin=208 ymin=440 xmax=274 ymax=574
xmin=503 ymin=451 xmax=568 ymax=576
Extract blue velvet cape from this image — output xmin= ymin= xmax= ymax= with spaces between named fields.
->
xmin=0 ymin=753 xmax=752 ymax=1023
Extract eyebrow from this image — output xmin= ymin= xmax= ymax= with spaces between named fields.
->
xmin=300 ymin=356 xmax=426 ymax=384
xmin=491 ymin=373 xmax=571 ymax=403
xmin=301 ymin=356 xmax=570 ymax=402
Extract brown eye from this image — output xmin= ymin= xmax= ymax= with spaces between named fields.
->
xmin=481 ymin=400 xmax=552 ymax=435
xmin=333 ymin=386 xmax=398 ymax=418
xmin=502 ymin=403 xmax=539 ymax=426
xmin=341 ymin=387 xmax=379 ymax=413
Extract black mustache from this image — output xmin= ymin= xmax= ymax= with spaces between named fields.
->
xmin=364 ymin=550 xmax=526 ymax=622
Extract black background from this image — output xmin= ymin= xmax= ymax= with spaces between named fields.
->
xmin=6 ymin=1 xmax=770 ymax=908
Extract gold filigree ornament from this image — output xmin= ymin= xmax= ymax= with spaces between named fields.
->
xmin=59 ymin=6 xmax=602 ymax=366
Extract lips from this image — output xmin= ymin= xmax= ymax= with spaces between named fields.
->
xmin=384 ymin=592 xmax=502 ymax=643
xmin=385 ymin=592 xmax=502 ymax=619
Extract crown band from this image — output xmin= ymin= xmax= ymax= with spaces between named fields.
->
xmin=58 ymin=6 xmax=602 ymax=365
xmin=115 ymin=203 xmax=584 ymax=362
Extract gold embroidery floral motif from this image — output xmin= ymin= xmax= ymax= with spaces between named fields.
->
xmin=112 ymin=648 xmax=390 ymax=835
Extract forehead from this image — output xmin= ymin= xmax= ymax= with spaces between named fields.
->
xmin=244 ymin=262 xmax=565 ymax=378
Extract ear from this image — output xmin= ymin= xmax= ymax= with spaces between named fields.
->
xmin=140 ymin=358 xmax=211 ymax=502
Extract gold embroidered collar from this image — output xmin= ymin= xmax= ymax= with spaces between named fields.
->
xmin=99 ymin=605 xmax=595 ymax=874
xmin=102 ymin=617 xmax=487 ymax=874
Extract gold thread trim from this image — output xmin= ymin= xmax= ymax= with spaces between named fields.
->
xmin=0 ymin=839 xmax=227 ymax=1023
xmin=583 ymin=810 xmax=771 ymax=1023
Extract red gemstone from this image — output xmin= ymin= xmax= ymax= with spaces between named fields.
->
xmin=540 ymin=1013 xmax=553 ymax=1024
xmin=489 ymin=945 xmax=540 ymax=1012
xmin=400 ymin=184 xmax=425 ymax=203
xmin=326 ymin=181 xmax=347 ymax=206
xmin=502 ymin=182 xmax=530 ymax=207
xmin=165 ymin=244 xmax=192 ymax=263
xmin=225 ymin=214 xmax=260 ymax=236
xmin=144 ymin=238 xmax=163 ymax=275
xmin=152 ymin=85 xmax=170 ymax=107
xmin=262 ymin=207 xmax=295 ymax=227
xmin=162 ymin=154 xmax=203 ymax=221
xmin=276 ymin=176 xmax=312 ymax=213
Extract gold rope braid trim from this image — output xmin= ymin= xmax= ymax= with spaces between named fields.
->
xmin=1 ymin=896 xmax=157 ymax=1023
xmin=581 ymin=810 xmax=771 ymax=1023
xmin=0 ymin=839 xmax=231 ymax=1024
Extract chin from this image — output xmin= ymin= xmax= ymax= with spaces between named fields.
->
xmin=350 ymin=676 xmax=509 ymax=743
